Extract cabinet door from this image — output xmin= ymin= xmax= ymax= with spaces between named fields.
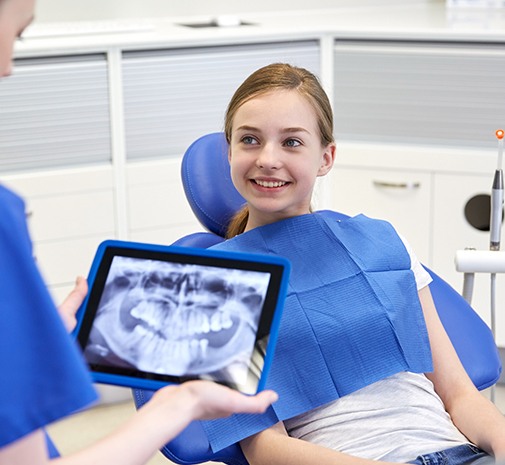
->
xmin=0 ymin=55 xmax=111 ymax=173
xmin=433 ymin=172 xmax=505 ymax=346
xmin=333 ymin=41 xmax=505 ymax=150
xmin=330 ymin=166 xmax=432 ymax=265
xmin=122 ymin=41 xmax=320 ymax=161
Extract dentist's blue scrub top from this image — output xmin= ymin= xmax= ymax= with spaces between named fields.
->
xmin=0 ymin=185 xmax=98 ymax=449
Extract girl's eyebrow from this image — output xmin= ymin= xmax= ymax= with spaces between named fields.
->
xmin=235 ymin=125 xmax=260 ymax=132
xmin=281 ymin=127 xmax=311 ymax=135
xmin=235 ymin=125 xmax=310 ymax=134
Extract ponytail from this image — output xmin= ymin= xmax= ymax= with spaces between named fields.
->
xmin=226 ymin=206 xmax=249 ymax=239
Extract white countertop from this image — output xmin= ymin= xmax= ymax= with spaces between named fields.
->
xmin=15 ymin=3 xmax=505 ymax=58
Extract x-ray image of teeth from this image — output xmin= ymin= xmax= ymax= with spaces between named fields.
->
xmin=83 ymin=256 xmax=271 ymax=385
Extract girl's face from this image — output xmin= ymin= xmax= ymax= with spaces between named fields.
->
xmin=0 ymin=0 xmax=35 ymax=77
xmin=229 ymin=89 xmax=335 ymax=231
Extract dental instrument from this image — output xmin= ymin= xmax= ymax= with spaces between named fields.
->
xmin=455 ymin=129 xmax=505 ymax=403
xmin=490 ymin=129 xmax=504 ymax=252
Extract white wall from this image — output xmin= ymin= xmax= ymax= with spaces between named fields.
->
xmin=35 ymin=0 xmax=440 ymax=22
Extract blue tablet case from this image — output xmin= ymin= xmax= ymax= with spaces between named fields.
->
xmin=73 ymin=240 xmax=290 ymax=394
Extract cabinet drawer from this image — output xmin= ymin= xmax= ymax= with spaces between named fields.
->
xmin=330 ymin=167 xmax=432 ymax=265
xmin=34 ymin=236 xmax=110 ymax=287
xmin=3 ymin=167 xmax=115 ymax=242
xmin=26 ymin=191 xmax=115 ymax=241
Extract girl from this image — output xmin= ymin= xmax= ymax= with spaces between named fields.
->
xmin=202 ymin=63 xmax=505 ymax=465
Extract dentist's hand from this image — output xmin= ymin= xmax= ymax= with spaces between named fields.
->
xmin=58 ymin=276 xmax=88 ymax=332
xmin=180 ymin=380 xmax=278 ymax=420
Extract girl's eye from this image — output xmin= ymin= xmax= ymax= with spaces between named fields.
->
xmin=284 ymin=138 xmax=301 ymax=148
xmin=241 ymin=136 xmax=258 ymax=145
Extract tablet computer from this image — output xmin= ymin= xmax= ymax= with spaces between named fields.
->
xmin=73 ymin=240 xmax=290 ymax=394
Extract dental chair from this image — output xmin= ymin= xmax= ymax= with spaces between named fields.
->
xmin=133 ymin=132 xmax=502 ymax=465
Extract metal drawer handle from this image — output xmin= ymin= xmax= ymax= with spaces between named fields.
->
xmin=373 ymin=180 xmax=421 ymax=190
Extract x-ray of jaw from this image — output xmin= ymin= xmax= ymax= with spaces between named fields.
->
xmin=84 ymin=256 xmax=271 ymax=385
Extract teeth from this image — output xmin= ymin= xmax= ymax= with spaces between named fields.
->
xmin=190 ymin=339 xmax=200 ymax=358
xmin=256 ymin=180 xmax=286 ymax=188
xmin=221 ymin=312 xmax=233 ymax=329
xmin=200 ymin=338 xmax=209 ymax=358
xmin=131 ymin=302 xmax=234 ymax=337
xmin=210 ymin=312 xmax=221 ymax=332
xmin=135 ymin=325 xmax=149 ymax=336
xmin=201 ymin=314 xmax=210 ymax=333
xmin=131 ymin=302 xmax=156 ymax=326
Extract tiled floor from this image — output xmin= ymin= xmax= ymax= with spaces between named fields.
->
xmin=47 ymin=384 xmax=505 ymax=465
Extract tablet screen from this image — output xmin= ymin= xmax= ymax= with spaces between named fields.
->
xmin=74 ymin=240 xmax=289 ymax=394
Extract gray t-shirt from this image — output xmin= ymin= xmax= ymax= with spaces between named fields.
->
xmin=284 ymin=235 xmax=469 ymax=463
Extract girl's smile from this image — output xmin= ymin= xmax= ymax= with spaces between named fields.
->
xmin=252 ymin=178 xmax=289 ymax=189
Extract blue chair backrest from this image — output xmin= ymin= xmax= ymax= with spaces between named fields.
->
xmin=133 ymin=132 xmax=502 ymax=465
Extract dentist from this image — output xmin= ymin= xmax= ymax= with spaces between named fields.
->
xmin=0 ymin=1 xmax=278 ymax=464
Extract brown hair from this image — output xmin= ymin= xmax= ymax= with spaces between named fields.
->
xmin=225 ymin=63 xmax=334 ymax=239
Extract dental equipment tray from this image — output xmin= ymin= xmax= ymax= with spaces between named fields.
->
xmin=73 ymin=240 xmax=289 ymax=394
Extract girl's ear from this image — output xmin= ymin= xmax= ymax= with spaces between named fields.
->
xmin=228 ymin=147 xmax=232 ymax=163
xmin=317 ymin=143 xmax=336 ymax=177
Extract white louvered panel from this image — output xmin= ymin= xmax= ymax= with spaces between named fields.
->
xmin=333 ymin=41 xmax=505 ymax=149
xmin=122 ymin=41 xmax=320 ymax=160
xmin=0 ymin=55 xmax=111 ymax=173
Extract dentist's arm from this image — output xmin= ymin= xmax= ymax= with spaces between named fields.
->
xmin=0 ymin=382 xmax=278 ymax=465
xmin=52 ymin=381 xmax=277 ymax=465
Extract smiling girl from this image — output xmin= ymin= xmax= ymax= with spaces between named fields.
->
xmin=203 ymin=63 xmax=505 ymax=465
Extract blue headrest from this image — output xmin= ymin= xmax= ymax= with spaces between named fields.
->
xmin=181 ymin=132 xmax=246 ymax=238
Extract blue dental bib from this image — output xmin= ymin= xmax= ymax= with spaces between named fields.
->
xmin=202 ymin=213 xmax=432 ymax=451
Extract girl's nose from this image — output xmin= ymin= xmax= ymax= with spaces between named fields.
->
xmin=256 ymin=144 xmax=281 ymax=169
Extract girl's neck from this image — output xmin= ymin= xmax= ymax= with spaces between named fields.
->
xmin=244 ymin=209 xmax=312 ymax=233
